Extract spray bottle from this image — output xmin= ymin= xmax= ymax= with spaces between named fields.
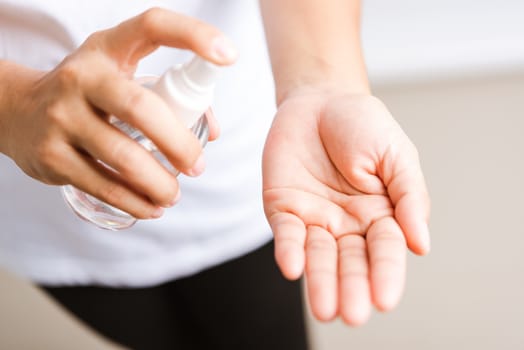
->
xmin=61 ymin=56 xmax=219 ymax=230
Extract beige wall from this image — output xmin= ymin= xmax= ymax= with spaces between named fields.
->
xmin=2 ymin=72 xmax=524 ymax=349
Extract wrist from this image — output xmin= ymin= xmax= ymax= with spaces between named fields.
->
xmin=273 ymin=61 xmax=371 ymax=106
xmin=0 ymin=61 xmax=42 ymax=156
xmin=276 ymin=78 xmax=371 ymax=107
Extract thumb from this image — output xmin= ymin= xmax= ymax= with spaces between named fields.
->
xmin=90 ymin=7 xmax=238 ymax=69
xmin=384 ymin=143 xmax=431 ymax=255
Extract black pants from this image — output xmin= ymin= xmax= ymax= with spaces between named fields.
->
xmin=43 ymin=241 xmax=309 ymax=350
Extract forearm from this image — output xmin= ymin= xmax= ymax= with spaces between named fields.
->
xmin=0 ymin=60 xmax=41 ymax=156
xmin=259 ymin=0 xmax=370 ymax=104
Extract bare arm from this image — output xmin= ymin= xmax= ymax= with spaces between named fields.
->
xmin=0 ymin=61 xmax=40 ymax=155
xmin=260 ymin=0 xmax=431 ymax=326
xmin=260 ymin=0 xmax=369 ymax=103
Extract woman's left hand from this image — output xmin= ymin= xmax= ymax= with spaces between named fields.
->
xmin=263 ymin=87 xmax=430 ymax=326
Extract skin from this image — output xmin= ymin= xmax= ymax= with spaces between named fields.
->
xmin=260 ymin=0 xmax=431 ymax=325
xmin=0 ymin=3 xmax=430 ymax=327
xmin=0 ymin=9 xmax=237 ymax=219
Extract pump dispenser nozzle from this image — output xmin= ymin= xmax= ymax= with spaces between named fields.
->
xmin=152 ymin=56 xmax=219 ymax=128
xmin=182 ymin=56 xmax=220 ymax=89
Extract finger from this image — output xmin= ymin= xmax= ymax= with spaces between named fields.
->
xmin=367 ymin=216 xmax=407 ymax=311
xmin=386 ymin=150 xmax=431 ymax=255
xmin=204 ymin=108 xmax=220 ymax=141
xmin=71 ymin=102 xmax=180 ymax=208
xmin=263 ymin=188 xmax=365 ymax=237
xmin=338 ymin=234 xmax=371 ymax=326
xmin=269 ymin=212 xmax=306 ymax=280
xmin=60 ymin=145 xmax=163 ymax=220
xmin=85 ymin=75 xmax=205 ymax=176
xmin=97 ymin=8 xmax=238 ymax=68
xmin=396 ymin=190 xmax=431 ymax=255
xmin=305 ymin=225 xmax=338 ymax=321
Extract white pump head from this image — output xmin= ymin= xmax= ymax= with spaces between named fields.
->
xmin=152 ymin=55 xmax=220 ymax=128
xmin=181 ymin=56 xmax=220 ymax=91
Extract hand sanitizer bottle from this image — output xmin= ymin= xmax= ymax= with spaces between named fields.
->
xmin=61 ymin=56 xmax=219 ymax=230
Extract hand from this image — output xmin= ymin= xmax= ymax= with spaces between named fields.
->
xmin=263 ymin=88 xmax=430 ymax=326
xmin=1 ymin=8 xmax=237 ymax=219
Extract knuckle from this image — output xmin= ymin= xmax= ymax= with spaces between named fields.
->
xmin=83 ymin=30 xmax=104 ymax=48
xmin=36 ymin=139 xmax=66 ymax=171
xmin=111 ymin=139 xmax=141 ymax=172
xmin=367 ymin=230 xmax=405 ymax=250
xmin=121 ymin=89 xmax=146 ymax=121
xmin=29 ymin=164 xmax=66 ymax=186
xmin=100 ymin=182 xmax=127 ymax=207
xmin=370 ymin=255 xmax=404 ymax=271
xmin=44 ymin=101 xmax=70 ymax=128
xmin=139 ymin=7 xmax=164 ymax=36
xmin=338 ymin=234 xmax=366 ymax=249
xmin=305 ymin=264 xmax=335 ymax=277
xmin=109 ymin=138 xmax=179 ymax=206
xmin=55 ymin=61 xmax=83 ymax=88
xmin=339 ymin=263 xmax=368 ymax=278
xmin=306 ymin=238 xmax=336 ymax=252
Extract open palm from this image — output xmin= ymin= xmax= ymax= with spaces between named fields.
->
xmin=263 ymin=91 xmax=430 ymax=325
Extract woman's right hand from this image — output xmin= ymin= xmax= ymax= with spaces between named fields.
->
xmin=0 ymin=8 xmax=237 ymax=219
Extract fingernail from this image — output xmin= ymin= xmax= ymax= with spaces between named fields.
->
xmin=187 ymin=154 xmax=205 ymax=177
xmin=151 ymin=207 xmax=164 ymax=219
xmin=168 ymin=190 xmax=181 ymax=207
xmin=211 ymin=36 xmax=238 ymax=62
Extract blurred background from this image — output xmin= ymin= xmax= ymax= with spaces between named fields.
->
xmin=1 ymin=0 xmax=524 ymax=348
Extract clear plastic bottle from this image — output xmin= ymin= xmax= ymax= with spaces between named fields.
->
xmin=62 ymin=56 xmax=220 ymax=230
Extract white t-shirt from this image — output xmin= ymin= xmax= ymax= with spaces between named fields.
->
xmin=0 ymin=0 xmax=276 ymax=287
